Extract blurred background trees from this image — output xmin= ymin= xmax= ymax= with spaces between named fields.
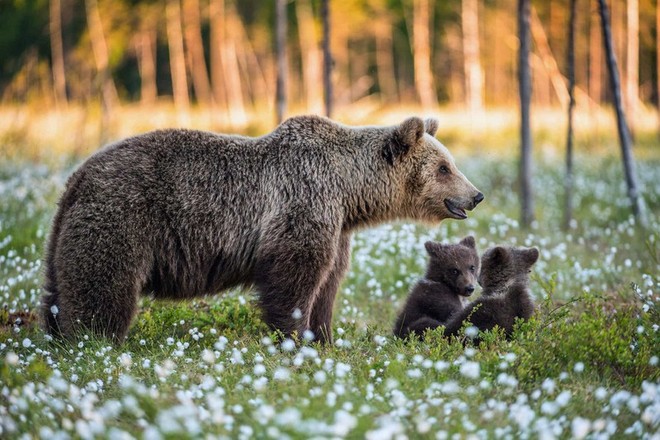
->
xmin=0 ymin=0 xmax=658 ymax=119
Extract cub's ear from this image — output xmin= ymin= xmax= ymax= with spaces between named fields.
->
xmin=487 ymin=246 xmax=510 ymax=265
xmin=384 ymin=117 xmax=425 ymax=165
xmin=424 ymin=241 xmax=443 ymax=258
xmin=524 ymin=247 xmax=540 ymax=265
xmin=424 ymin=118 xmax=439 ymax=137
xmin=459 ymin=236 xmax=476 ymax=249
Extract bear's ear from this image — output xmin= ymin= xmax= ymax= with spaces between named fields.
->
xmin=523 ymin=247 xmax=540 ymax=265
xmin=424 ymin=241 xmax=443 ymax=257
xmin=488 ymin=246 xmax=510 ymax=265
xmin=424 ymin=118 xmax=439 ymax=137
xmin=384 ymin=117 xmax=425 ymax=165
xmin=459 ymin=236 xmax=476 ymax=249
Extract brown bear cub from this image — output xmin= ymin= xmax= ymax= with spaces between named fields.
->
xmin=443 ymin=245 xmax=539 ymax=339
xmin=393 ymin=236 xmax=479 ymax=339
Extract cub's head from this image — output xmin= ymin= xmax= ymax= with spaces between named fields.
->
xmin=385 ymin=117 xmax=483 ymax=223
xmin=424 ymin=236 xmax=480 ymax=297
xmin=479 ymin=246 xmax=540 ymax=293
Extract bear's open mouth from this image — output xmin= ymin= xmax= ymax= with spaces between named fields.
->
xmin=444 ymin=199 xmax=468 ymax=219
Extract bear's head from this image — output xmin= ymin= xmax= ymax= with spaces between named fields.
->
xmin=478 ymin=246 xmax=540 ymax=293
xmin=385 ymin=117 xmax=484 ymax=223
xmin=424 ymin=236 xmax=480 ymax=297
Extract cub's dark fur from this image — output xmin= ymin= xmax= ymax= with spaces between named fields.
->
xmin=393 ymin=236 xmax=479 ymax=339
xmin=443 ymin=246 xmax=539 ymax=339
xmin=40 ymin=115 xmax=483 ymax=343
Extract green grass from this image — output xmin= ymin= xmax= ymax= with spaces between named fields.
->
xmin=0 ymin=151 xmax=658 ymax=438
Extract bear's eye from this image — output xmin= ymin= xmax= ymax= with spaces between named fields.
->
xmin=439 ymin=165 xmax=450 ymax=174
xmin=469 ymin=265 xmax=476 ymax=273
xmin=451 ymin=268 xmax=459 ymax=276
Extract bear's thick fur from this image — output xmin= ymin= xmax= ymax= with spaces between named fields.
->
xmin=40 ymin=115 xmax=483 ymax=343
xmin=393 ymin=236 xmax=480 ymax=339
xmin=443 ymin=246 xmax=539 ymax=339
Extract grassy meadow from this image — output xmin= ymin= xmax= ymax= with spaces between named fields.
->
xmin=0 ymin=105 xmax=659 ymax=439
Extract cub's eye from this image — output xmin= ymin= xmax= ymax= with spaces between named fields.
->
xmin=439 ymin=165 xmax=450 ymax=174
xmin=469 ymin=265 xmax=476 ymax=273
xmin=451 ymin=269 xmax=459 ymax=276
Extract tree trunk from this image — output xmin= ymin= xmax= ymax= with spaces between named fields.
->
xmin=625 ymin=0 xmax=639 ymax=131
xmin=530 ymin=7 xmax=569 ymax=108
xmin=223 ymin=6 xmax=247 ymax=125
xmin=296 ymin=0 xmax=323 ymax=114
xmin=461 ymin=0 xmax=483 ymax=112
xmin=275 ymin=0 xmax=287 ymax=124
xmin=50 ymin=0 xmax=67 ymax=106
xmin=321 ymin=0 xmax=333 ymax=118
xmin=413 ymin=0 xmax=437 ymax=109
xmin=589 ymin=0 xmax=602 ymax=107
xmin=598 ymin=0 xmax=647 ymax=225
xmin=136 ymin=28 xmax=157 ymax=106
xmin=209 ymin=0 xmax=228 ymax=113
xmin=657 ymin=0 xmax=660 ymax=136
xmin=166 ymin=0 xmax=189 ymax=111
xmin=374 ymin=18 xmax=397 ymax=103
xmin=518 ymin=0 xmax=534 ymax=228
xmin=84 ymin=0 xmax=119 ymax=111
xmin=564 ymin=0 xmax=577 ymax=230
xmin=183 ymin=0 xmax=212 ymax=106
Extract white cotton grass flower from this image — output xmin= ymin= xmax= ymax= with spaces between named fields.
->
xmin=571 ymin=417 xmax=591 ymax=439
xmin=280 ymin=339 xmax=296 ymax=352
xmin=6 ymin=352 xmax=19 ymax=366
xmin=460 ymin=361 xmax=480 ymax=380
xmin=50 ymin=305 xmax=59 ymax=315
xmin=22 ymin=338 xmax=32 ymax=348
xmin=574 ymin=362 xmax=585 ymax=373
xmin=273 ymin=367 xmax=290 ymax=381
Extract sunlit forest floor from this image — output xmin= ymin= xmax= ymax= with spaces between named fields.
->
xmin=0 ymin=104 xmax=658 ymax=438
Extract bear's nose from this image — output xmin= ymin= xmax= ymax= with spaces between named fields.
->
xmin=466 ymin=285 xmax=475 ymax=294
xmin=473 ymin=192 xmax=484 ymax=206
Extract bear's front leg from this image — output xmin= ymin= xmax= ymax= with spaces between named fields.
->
xmin=254 ymin=216 xmax=339 ymax=339
xmin=309 ymin=232 xmax=351 ymax=344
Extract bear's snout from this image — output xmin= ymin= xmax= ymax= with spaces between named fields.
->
xmin=473 ymin=192 xmax=484 ymax=207
xmin=464 ymin=285 xmax=475 ymax=296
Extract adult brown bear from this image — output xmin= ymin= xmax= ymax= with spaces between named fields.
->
xmin=40 ymin=115 xmax=483 ymax=343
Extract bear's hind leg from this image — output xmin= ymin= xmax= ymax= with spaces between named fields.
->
xmin=309 ymin=232 xmax=351 ymax=344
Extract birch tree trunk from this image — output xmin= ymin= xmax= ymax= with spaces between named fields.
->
xmin=84 ymin=0 xmax=119 ymax=111
xmin=275 ymin=0 xmax=287 ymax=124
xmin=374 ymin=18 xmax=397 ymax=103
xmin=518 ymin=0 xmax=534 ymax=228
xmin=296 ymin=0 xmax=323 ymax=114
xmin=564 ymin=0 xmax=577 ymax=230
xmin=321 ymin=0 xmax=333 ymax=118
xmin=136 ymin=28 xmax=157 ymax=106
xmin=166 ymin=0 xmax=189 ymax=110
xmin=209 ymin=0 xmax=228 ymax=113
xmin=589 ymin=0 xmax=602 ymax=107
xmin=461 ymin=0 xmax=483 ymax=111
xmin=223 ymin=6 xmax=247 ymax=125
xmin=598 ymin=0 xmax=647 ymax=225
xmin=183 ymin=0 xmax=212 ymax=106
xmin=50 ymin=0 xmax=67 ymax=106
xmin=625 ymin=0 xmax=639 ymax=131
xmin=413 ymin=0 xmax=437 ymax=109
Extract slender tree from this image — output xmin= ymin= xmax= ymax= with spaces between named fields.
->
xmin=136 ymin=25 xmax=157 ymax=106
xmin=625 ymin=0 xmax=639 ymax=130
xmin=84 ymin=0 xmax=119 ymax=111
xmin=461 ymin=0 xmax=483 ymax=112
xmin=564 ymin=0 xmax=577 ymax=230
xmin=518 ymin=0 xmax=534 ymax=228
xmin=166 ymin=0 xmax=189 ymax=111
xmin=598 ymin=0 xmax=647 ymax=225
xmin=209 ymin=0 xmax=228 ymax=112
xmin=49 ymin=0 xmax=67 ymax=106
xmin=183 ymin=0 xmax=212 ymax=106
xmin=296 ymin=0 xmax=323 ymax=113
xmin=275 ymin=0 xmax=287 ymax=124
xmin=413 ymin=0 xmax=437 ymax=109
xmin=321 ymin=0 xmax=332 ymax=118
xmin=589 ymin=0 xmax=602 ymax=107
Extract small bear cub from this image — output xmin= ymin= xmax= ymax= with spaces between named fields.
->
xmin=443 ymin=245 xmax=540 ymax=339
xmin=394 ymin=236 xmax=479 ymax=339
